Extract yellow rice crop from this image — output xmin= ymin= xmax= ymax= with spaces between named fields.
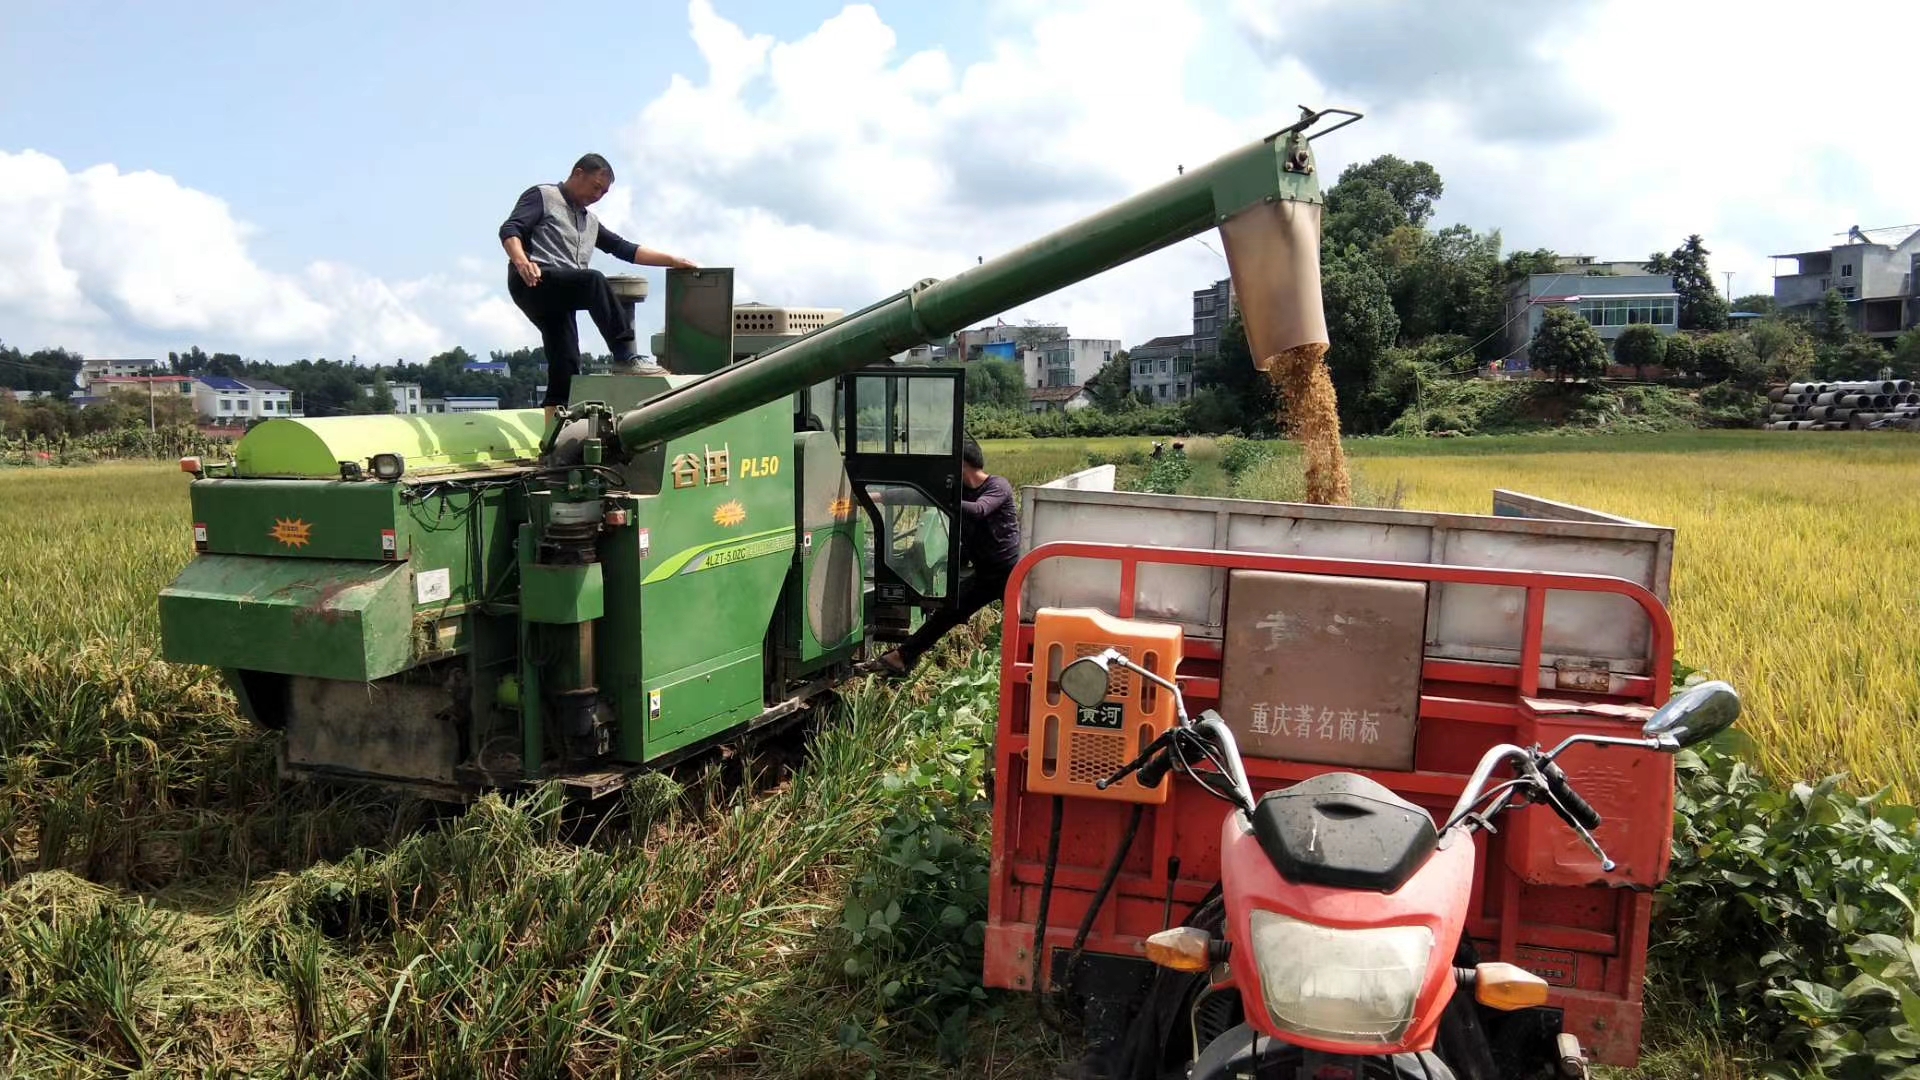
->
xmin=1350 ymin=436 xmax=1920 ymax=799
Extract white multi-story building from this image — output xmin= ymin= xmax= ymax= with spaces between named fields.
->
xmin=442 ymin=396 xmax=500 ymax=414
xmin=192 ymin=376 xmax=297 ymax=422
xmin=79 ymin=358 xmax=164 ymax=388
xmin=1026 ymin=337 xmax=1121 ymax=389
xmin=1773 ymin=226 xmax=1920 ymax=339
xmin=365 ymin=381 xmax=424 ymax=414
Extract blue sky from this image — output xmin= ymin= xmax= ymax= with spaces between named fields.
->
xmin=2 ymin=1 xmax=1915 ymax=365
xmin=0 ymin=2 xmax=993 ymax=280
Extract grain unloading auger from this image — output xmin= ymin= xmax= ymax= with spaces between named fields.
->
xmin=157 ymin=108 xmax=1358 ymax=798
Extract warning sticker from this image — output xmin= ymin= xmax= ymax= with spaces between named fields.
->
xmin=415 ymin=567 xmax=452 ymax=604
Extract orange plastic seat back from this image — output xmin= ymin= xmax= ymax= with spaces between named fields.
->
xmin=1025 ymin=607 xmax=1184 ymax=804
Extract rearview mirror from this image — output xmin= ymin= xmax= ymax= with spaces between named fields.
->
xmin=1642 ymin=680 xmax=1740 ymax=748
xmin=1060 ymin=655 xmax=1113 ymax=707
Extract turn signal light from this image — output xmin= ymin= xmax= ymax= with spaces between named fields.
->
xmin=1144 ymin=927 xmax=1214 ymax=973
xmin=1474 ymin=962 xmax=1550 ymax=1010
xmin=179 ymin=456 xmax=202 ymax=474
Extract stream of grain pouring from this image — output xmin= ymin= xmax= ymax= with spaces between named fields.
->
xmin=1219 ymin=191 xmax=1351 ymax=505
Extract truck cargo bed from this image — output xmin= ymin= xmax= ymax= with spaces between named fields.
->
xmin=1019 ymin=476 xmax=1674 ymax=684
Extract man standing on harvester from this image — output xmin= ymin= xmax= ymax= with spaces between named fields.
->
xmin=498 ymin=153 xmax=700 ymax=427
xmin=875 ymin=438 xmax=1021 ymax=677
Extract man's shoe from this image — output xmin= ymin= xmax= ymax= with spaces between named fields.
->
xmin=611 ymin=356 xmax=669 ymax=376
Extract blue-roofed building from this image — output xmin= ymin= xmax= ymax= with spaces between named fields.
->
xmin=193 ymin=376 xmax=298 ymax=422
xmin=463 ymin=361 xmax=510 ymax=376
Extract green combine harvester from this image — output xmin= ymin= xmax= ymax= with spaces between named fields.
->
xmin=157 ymin=108 xmax=1355 ymax=799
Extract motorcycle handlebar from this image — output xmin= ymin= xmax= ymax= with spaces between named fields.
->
xmin=1540 ymin=759 xmax=1603 ymax=831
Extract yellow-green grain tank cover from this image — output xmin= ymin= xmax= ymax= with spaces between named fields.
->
xmin=233 ymin=411 xmax=546 ymax=478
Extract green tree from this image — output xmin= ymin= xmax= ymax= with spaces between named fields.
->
xmin=1647 ymin=235 xmax=1729 ymax=331
xmin=1529 ymin=307 xmax=1608 ymax=382
xmin=1746 ymin=318 xmax=1816 ymax=384
xmin=1893 ymin=328 xmax=1920 ymax=379
xmin=1813 ymin=289 xmax=1852 ymax=346
xmin=1813 ymin=339 xmax=1889 ymax=381
xmin=1323 ymin=183 xmax=1407 ymax=254
xmin=1502 ymin=248 xmax=1561 ymax=282
xmin=367 ymin=373 xmax=396 ymax=414
xmin=1084 ymin=350 xmax=1134 ymax=412
xmin=1331 ymin=155 xmax=1444 ymax=228
xmin=1662 ymin=333 xmax=1698 ymax=379
xmin=1612 ymin=324 xmax=1665 ymax=380
xmin=1321 ymin=249 xmax=1400 ymax=431
xmin=1191 ymin=312 xmax=1279 ymax=434
xmin=1692 ymin=332 xmax=1750 ymax=385
xmin=1732 ymin=294 xmax=1776 ymax=315
xmin=1378 ymin=224 xmax=1506 ymax=349
xmin=963 ymin=358 xmax=1027 ymax=409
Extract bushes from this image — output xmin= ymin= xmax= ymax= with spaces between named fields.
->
xmin=962 ymin=404 xmax=1190 ymax=441
xmin=1378 ymin=380 xmax=1701 ymax=437
xmin=1657 ymin=737 xmax=1920 ymax=1077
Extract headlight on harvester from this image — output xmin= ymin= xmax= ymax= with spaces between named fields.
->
xmin=1247 ymin=911 xmax=1434 ymax=1046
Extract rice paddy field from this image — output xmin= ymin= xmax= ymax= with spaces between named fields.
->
xmin=0 ymin=428 xmax=1915 ymax=1077
xmin=990 ymin=429 xmax=1920 ymax=801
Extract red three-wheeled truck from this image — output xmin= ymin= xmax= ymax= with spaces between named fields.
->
xmin=980 ymin=479 xmax=1738 ymax=1080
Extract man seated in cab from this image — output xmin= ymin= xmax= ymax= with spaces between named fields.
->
xmin=875 ymin=438 xmax=1021 ymax=677
xmin=498 ymin=153 xmax=700 ymax=428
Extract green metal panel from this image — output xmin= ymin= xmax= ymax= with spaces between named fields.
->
xmin=521 ymin=563 xmax=604 ymax=624
xmin=159 ymin=555 xmax=415 ymax=682
xmin=645 ymin=648 xmax=768 ymax=757
xmin=613 ymin=118 xmax=1331 ymax=452
xmin=191 ymin=479 xmax=399 ymax=560
xmin=554 ymin=372 xmax=796 ymax=765
xmin=186 ymin=477 xmax=518 ymax=603
xmin=664 ymin=268 xmax=735 ymax=375
xmin=233 ymin=410 xmax=546 ymax=479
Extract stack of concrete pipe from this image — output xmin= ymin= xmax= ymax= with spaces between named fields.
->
xmin=1765 ymin=380 xmax=1920 ymax=430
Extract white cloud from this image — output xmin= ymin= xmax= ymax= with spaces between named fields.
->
xmin=615 ymin=0 xmax=1277 ymax=350
xmin=5 ymin=0 xmax=1916 ymax=371
xmin=0 ymin=150 xmax=527 ymax=363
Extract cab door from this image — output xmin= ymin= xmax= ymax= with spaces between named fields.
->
xmin=837 ymin=367 xmax=966 ymax=641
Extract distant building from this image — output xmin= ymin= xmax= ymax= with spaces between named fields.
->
xmin=463 ymin=361 xmax=511 ymax=376
xmin=442 ymin=396 xmax=500 ymax=413
xmin=1128 ymin=335 xmax=1196 ymax=403
xmin=365 ymin=381 xmax=423 ymax=414
xmin=950 ymin=323 xmax=1066 ymax=364
xmin=1192 ymin=278 xmax=1235 ymax=356
xmin=1027 ymin=338 xmax=1120 ymax=389
xmin=1505 ymin=263 xmax=1680 ymax=364
xmin=192 ymin=376 xmax=298 ymax=422
xmin=1028 ymin=385 xmax=1092 ymax=414
xmin=79 ymin=358 xmax=164 ymax=387
xmin=888 ymin=344 xmax=944 ymax=364
xmin=87 ymin=374 xmax=197 ymax=405
xmin=1772 ymin=226 xmax=1920 ymax=339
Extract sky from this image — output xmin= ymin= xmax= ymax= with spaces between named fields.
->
xmin=1 ymin=0 xmax=1915 ymax=367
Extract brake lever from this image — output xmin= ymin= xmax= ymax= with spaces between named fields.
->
xmin=1524 ymin=759 xmax=1617 ymax=873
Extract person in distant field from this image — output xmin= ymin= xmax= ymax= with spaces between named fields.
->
xmin=875 ymin=437 xmax=1021 ymax=677
xmin=498 ymin=153 xmax=699 ymax=428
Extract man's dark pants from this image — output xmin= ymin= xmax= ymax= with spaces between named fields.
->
xmin=894 ymin=560 xmax=1014 ymax=669
xmin=507 ymin=267 xmax=636 ymax=407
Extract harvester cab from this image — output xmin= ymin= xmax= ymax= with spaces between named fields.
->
xmin=157 ymin=106 xmax=1357 ymax=801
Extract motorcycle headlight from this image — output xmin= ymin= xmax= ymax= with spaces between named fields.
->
xmin=1247 ymin=911 xmax=1435 ymax=1046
